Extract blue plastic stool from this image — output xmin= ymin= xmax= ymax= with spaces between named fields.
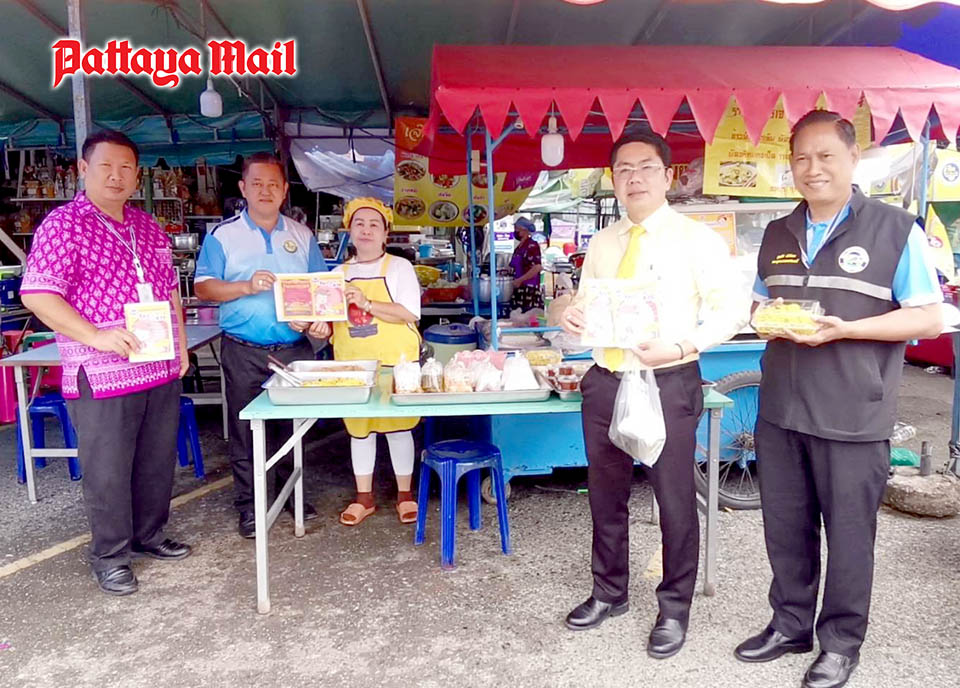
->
xmin=414 ymin=439 xmax=511 ymax=569
xmin=177 ymin=396 xmax=205 ymax=479
xmin=15 ymin=392 xmax=81 ymax=484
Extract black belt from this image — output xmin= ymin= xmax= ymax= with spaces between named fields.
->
xmin=596 ymin=361 xmax=699 ymax=380
xmin=222 ymin=332 xmax=304 ymax=351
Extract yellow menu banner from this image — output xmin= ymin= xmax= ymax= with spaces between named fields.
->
xmin=393 ymin=116 xmax=538 ymax=227
xmin=704 ymin=98 xmax=798 ymax=199
xmin=704 ymin=96 xmax=871 ymax=199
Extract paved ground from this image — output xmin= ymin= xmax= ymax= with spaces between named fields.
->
xmin=1 ymin=364 xmax=958 ymax=688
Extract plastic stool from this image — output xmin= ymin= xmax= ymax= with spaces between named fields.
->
xmin=15 ymin=392 xmax=81 ymax=484
xmin=177 ymin=396 xmax=205 ymax=479
xmin=414 ymin=439 xmax=511 ymax=569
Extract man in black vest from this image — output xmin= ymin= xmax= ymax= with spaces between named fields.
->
xmin=735 ymin=110 xmax=942 ymax=688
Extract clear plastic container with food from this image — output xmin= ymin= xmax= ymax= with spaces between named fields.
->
xmin=751 ymin=299 xmax=824 ymax=336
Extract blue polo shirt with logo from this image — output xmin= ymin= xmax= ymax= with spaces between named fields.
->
xmin=195 ymin=210 xmax=328 ymax=345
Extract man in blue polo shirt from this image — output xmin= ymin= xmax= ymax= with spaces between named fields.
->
xmin=195 ymin=152 xmax=329 ymax=538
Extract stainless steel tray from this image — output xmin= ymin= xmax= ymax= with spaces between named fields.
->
xmin=287 ymin=359 xmax=379 ymax=374
xmin=390 ymin=384 xmax=551 ymax=406
xmin=262 ymin=373 xmax=375 ymax=405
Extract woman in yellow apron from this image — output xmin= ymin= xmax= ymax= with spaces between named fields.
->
xmin=331 ymin=197 xmax=422 ymax=526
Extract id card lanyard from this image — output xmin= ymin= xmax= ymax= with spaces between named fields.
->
xmin=97 ymin=214 xmax=153 ymax=302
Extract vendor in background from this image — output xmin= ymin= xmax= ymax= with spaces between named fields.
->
xmin=331 ymin=197 xmax=422 ymax=527
xmin=509 ymin=216 xmax=544 ymax=311
xmin=194 ymin=152 xmax=329 ymax=539
xmin=21 ymin=130 xmax=191 ymax=596
xmin=559 ymin=130 xmax=747 ymax=657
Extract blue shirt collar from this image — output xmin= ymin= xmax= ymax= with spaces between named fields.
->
xmin=242 ymin=209 xmax=284 ymax=234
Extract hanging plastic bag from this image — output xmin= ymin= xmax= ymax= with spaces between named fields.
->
xmin=608 ymin=369 xmax=666 ymax=467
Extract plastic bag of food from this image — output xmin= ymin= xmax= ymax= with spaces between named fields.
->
xmin=608 ymin=369 xmax=665 ymax=467
xmin=473 ymin=361 xmax=502 ymax=392
xmin=443 ymin=361 xmax=474 ymax=393
xmin=393 ymin=354 xmax=421 ymax=394
xmin=420 ymin=357 xmax=443 ymax=393
xmin=501 ymin=353 xmax=539 ymax=391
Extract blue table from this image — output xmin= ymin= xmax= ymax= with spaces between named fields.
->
xmin=239 ymin=373 xmax=731 ymax=613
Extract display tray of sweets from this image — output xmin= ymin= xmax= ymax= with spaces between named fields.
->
xmin=533 ymin=362 xmax=594 ymax=401
xmin=390 ymin=381 xmax=552 ymax=406
xmin=751 ymin=299 xmax=823 ymax=336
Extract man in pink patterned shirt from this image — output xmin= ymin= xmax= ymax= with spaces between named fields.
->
xmin=22 ymin=130 xmax=192 ymax=596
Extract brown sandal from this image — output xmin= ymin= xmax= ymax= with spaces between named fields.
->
xmin=396 ymin=500 xmax=418 ymax=524
xmin=339 ymin=503 xmax=376 ymax=526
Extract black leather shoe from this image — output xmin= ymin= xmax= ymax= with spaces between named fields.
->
xmin=93 ymin=565 xmax=138 ymax=596
xmin=734 ymin=625 xmax=814 ymax=663
xmin=132 ymin=538 xmax=192 ymax=561
xmin=564 ymin=596 xmax=629 ymax=631
xmin=284 ymin=500 xmax=318 ymax=521
xmin=803 ymin=651 xmax=859 ymax=688
xmin=647 ymin=616 xmax=687 ymax=659
xmin=238 ymin=510 xmax=256 ymax=539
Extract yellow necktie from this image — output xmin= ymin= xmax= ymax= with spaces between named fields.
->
xmin=604 ymin=224 xmax=645 ymax=372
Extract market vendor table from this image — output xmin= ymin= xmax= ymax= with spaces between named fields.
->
xmin=1 ymin=324 xmax=224 ymax=503
xmin=239 ymin=374 xmax=731 ymax=614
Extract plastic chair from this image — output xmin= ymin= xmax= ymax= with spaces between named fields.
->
xmin=414 ymin=439 xmax=511 ymax=569
xmin=15 ymin=392 xmax=81 ymax=484
xmin=177 ymin=396 xmax=205 ymax=479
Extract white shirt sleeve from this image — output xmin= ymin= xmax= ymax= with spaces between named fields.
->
xmin=388 ymin=258 xmax=422 ymax=319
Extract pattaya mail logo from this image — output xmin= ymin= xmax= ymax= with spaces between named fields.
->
xmin=51 ymin=39 xmax=297 ymax=88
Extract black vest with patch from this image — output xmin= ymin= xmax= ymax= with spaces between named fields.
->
xmin=756 ymin=188 xmax=914 ymax=442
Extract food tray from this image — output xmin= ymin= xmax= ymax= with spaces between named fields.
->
xmin=287 ymin=359 xmax=379 ymax=374
xmin=390 ymin=383 xmax=551 ymax=406
xmin=262 ymin=373 xmax=375 ymax=405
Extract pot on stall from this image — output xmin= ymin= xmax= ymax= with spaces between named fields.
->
xmin=465 ymin=274 xmax=513 ymax=303
xmin=172 ymin=233 xmax=198 ymax=250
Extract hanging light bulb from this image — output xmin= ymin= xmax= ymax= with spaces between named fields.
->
xmin=541 ymin=116 xmax=564 ymax=167
xmin=562 ymin=0 xmax=606 ymax=5
xmin=199 ymin=77 xmax=223 ymax=118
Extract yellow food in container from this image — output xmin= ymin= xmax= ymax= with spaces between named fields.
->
xmin=751 ymin=299 xmax=824 ymax=336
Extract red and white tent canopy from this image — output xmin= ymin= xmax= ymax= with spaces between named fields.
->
xmin=423 ymin=44 xmax=960 ymax=172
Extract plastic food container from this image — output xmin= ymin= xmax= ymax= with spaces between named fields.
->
xmin=424 ymin=323 xmax=477 ymax=365
xmin=751 ymin=299 xmax=824 ymax=336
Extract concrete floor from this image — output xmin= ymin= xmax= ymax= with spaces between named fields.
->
xmin=1 ymin=365 xmax=958 ymax=688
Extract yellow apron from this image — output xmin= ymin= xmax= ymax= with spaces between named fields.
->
xmin=333 ymin=254 xmax=421 ymax=439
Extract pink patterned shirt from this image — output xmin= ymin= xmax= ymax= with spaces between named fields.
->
xmin=21 ymin=192 xmax=181 ymax=399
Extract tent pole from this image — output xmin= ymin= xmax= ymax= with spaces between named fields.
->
xmin=486 ymin=128 xmax=498 ymax=350
xmin=918 ymin=120 xmax=931 ymax=222
xmin=66 ymin=0 xmax=91 ymax=159
xmin=466 ymin=127 xmax=480 ymax=319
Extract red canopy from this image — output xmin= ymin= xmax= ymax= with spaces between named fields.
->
xmin=423 ymin=45 xmax=960 ymax=174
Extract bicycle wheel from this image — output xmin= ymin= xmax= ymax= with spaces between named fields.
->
xmin=695 ymin=370 xmax=761 ymax=510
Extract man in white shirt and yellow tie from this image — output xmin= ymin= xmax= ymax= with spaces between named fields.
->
xmin=560 ymin=131 xmax=748 ymax=658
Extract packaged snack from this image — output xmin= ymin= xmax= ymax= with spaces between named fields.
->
xmin=751 ymin=299 xmax=823 ymax=336
xmin=501 ymin=353 xmax=540 ymax=391
xmin=443 ymin=361 xmax=474 ymax=393
xmin=420 ymin=357 xmax=444 ymax=393
xmin=525 ymin=348 xmax=563 ymax=367
xmin=578 ymin=278 xmax=659 ymax=348
xmin=558 ymin=376 xmax=580 ymax=392
xmin=473 ymin=362 xmax=502 ymax=392
xmin=393 ymin=355 xmax=421 ymax=393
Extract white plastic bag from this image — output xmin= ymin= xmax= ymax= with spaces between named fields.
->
xmin=608 ymin=369 xmax=666 ymax=467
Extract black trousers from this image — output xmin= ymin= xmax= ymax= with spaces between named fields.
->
xmin=755 ymin=417 xmax=889 ymax=657
xmin=581 ymin=362 xmax=704 ymax=623
xmin=221 ymin=336 xmax=314 ymax=511
xmin=66 ymin=371 xmax=182 ymax=572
